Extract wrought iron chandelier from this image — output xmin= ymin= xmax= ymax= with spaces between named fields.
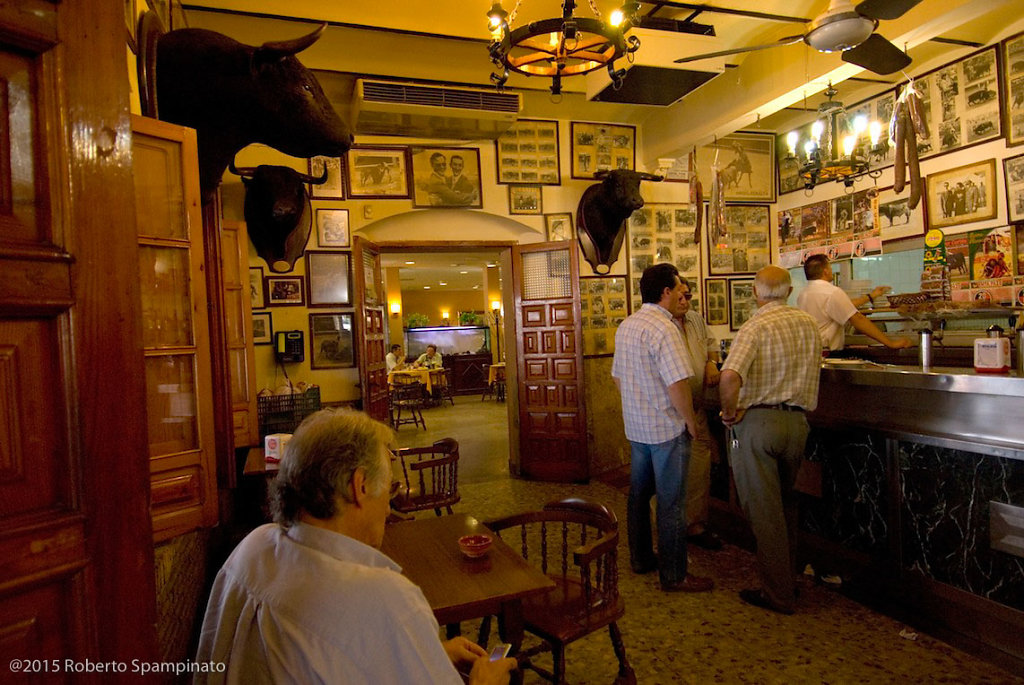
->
xmin=487 ymin=1 xmax=642 ymax=96
xmin=784 ymin=84 xmax=886 ymax=191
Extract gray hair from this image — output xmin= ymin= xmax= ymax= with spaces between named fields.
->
xmin=754 ymin=268 xmax=792 ymax=302
xmin=270 ymin=409 xmax=394 ymax=527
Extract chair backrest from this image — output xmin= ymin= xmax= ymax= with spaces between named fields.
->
xmin=486 ymin=498 xmax=619 ymax=609
xmin=391 ymin=438 xmax=460 ymax=513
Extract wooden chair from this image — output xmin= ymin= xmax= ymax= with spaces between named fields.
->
xmin=390 ymin=437 xmax=460 ymax=516
xmin=390 ymin=374 xmax=427 ymax=430
xmin=430 ymin=367 xmax=456 ymax=406
xmin=481 ymin=364 xmax=506 ymax=402
xmin=483 ymin=498 xmax=634 ymax=684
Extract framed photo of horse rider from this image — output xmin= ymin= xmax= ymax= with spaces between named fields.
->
xmin=344 ymin=145 xmax=411 ymax=199
xmin=924 ymin=158 xmax=998 ymax=230
xmin=696 ymin=132 xmax=776 ymax=203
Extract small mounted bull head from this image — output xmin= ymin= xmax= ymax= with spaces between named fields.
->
xmin=229 ymin=161 xmax=329 ymax=273
xmin=576 ymin=169 xmax=663 ymax=274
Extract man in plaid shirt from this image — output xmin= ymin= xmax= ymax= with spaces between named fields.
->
xmin=720 ymin=265 xmax=821 ymax=614
xmin=612 ymin=263 xmax=714 ymax=593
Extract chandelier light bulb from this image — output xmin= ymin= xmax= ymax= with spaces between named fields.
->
xmin=869 ymin=120 xmax=882 ymax=146
xmin=853 ymin=114 xmax=868 ymax=136
xmin=811 ymin=120 xmax=824 ymax=142
xmin=842 ymin=135 xmax=856 ymax=157
xmin=609 ymin=9 xmax=625 ymax=27
xmin=804 ymin=140 xmax=816 ymax=157
xmin=786 ymin=131 xmax=799 ymax=155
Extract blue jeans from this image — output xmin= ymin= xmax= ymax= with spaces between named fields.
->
xmin=628 ymin=432 xmax=690 ymax=586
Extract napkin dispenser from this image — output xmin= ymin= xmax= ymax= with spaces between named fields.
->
xmin=265 ymin=433 xmax=292 ymax=463
xmin=974 ymin=326 xmax=1010 ymax=374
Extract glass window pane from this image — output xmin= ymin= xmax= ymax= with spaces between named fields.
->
xmin=139 ymin=245 xmax=194 ymax=348
xmin=145 ymin=354 xmax=198 ymax=457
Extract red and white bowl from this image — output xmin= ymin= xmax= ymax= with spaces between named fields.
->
xmin=458 ymin=534 xmax=493 ymax=559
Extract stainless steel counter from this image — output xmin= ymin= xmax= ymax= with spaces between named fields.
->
xmin=813 ymin=363 xmax=1024 ymax=460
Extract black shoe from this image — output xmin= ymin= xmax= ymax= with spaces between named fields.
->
xmin=739 ymin=588 xmax=794 ymax=615
xmin=687 ymin=530 xmax=723 ymax=551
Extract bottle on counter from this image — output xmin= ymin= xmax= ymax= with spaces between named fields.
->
xmin=974 ymin=325 xmax=1010 ymax=374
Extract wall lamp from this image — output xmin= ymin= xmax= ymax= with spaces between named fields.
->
xmin=390 ymin=301 xmax=402 ymax=318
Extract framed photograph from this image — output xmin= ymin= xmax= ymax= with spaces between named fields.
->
xmin=316 ymin=208 xmax=350 ymax=248
xmin=309 ymin=313 xmax=356 ymax=369
xmin=305 ymin=251 xmax=351 ymax=307
xmin=1016 ymin=225 xmax=1024 ymax=276
xmin=410 ymin=147 xmax=482 ymax=208
xmin=704 ymin=278 xmax=729 ymax=326
xmin=265 ymin=276 xmax=304 ymax=306
xmin=697 ymin=132 xmax=776 ymax=203
xmin=146 ymin=0 xmax=169 ymax=29
xmin=1003 ymin=31 xmax=1024 ymax=147
xmin=545 ymin=213 xmax=574 ymax=242
xmin=925 ymin=159 xmax=998 ymax=230
xmin=308 ymin=155 xmax=345 ymax=200
xmin=878 ymin=186 xmax=927 ymax=241
xmin=570 ymin=122 xmax=635 ymax=179
xmin=344 ymin=145 xmax=410 ymax=198
xmin=626 ymin=203 xmax=701 ymax=309
xmin=728 ymin=278 xmax=757 ymax=331
xmin=1004 ymin=154 xmax=1024 ymax=223
xmin=580 ymin=276 xmax=629 ymax=356
xmin=495 ymin=119 xmax=560 ymax=184
xmin=509 ymin=185 xmax=542 ymax=215
xmin=249 ymin=267 xmax=266 ymax=309
xmin=706 ymin=205 xmax=770 ymax=275
xmin=252 ymin=312 xmax=273 ymax=345
xmin=125 ymin=0 xmax=138 ymax=52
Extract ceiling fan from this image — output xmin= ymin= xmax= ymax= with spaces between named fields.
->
xmin=674 ymin=0 xmax=921 ymax=75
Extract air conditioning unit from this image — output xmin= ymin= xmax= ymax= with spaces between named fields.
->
xmin=350 ymin=79 xmax=522 ymax=140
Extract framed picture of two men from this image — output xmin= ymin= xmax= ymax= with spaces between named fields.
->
xmin=924 ymin=158 xmax=998 ymax=230
xmin=410 ymin=147 xmax=483 ymax=208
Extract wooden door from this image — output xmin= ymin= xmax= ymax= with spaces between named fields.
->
xmin=512 ymin=242 xmax=588 ymax=481
xmin=221 ymin=219 xmax=259 ymax=456
xmin=354 ymin=236 xmax=388 ymax=422
xmin=131 ymin=115 xmax=218 ymax=542
xmin=0 ymin=0 xmax=158 ymax=670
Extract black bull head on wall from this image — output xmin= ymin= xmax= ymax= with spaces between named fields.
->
xmin=229 ymin=163 xmax=329 ymax=273
xmin=154 ymin=23 xmax=353 ymax=201
xmin=576 ymin=170 xmax=663 ymax=274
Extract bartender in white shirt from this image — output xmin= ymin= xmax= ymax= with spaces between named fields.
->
xmin=796 ymin=254 xmax=911 ymax=352
xmin=386 ymin=344 xmax=407 ymax=372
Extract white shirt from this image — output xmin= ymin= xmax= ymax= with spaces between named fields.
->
xmin=675 ymin=310 xmax=717 ymax=400
xmin=386 ymin=352 xmax=403 ymax=371
xmin=195 ymin=523 xmax=461 ymax=685
xmin=796 ymin=278 xmax=858 ymax=351
xmin=416 ymin=352 xmax=443 ymax=369
xmin=611 ymin=303 xmax=694 ymax=444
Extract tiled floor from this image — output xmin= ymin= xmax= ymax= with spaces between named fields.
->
xmin=393 ymin=396 xmax=1023 ymax=684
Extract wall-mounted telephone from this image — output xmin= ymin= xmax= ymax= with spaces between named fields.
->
xmin=275 ymin=330 xmax=305 ymax=363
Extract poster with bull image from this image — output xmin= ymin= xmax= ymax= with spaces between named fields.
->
xmin=878 ymin=186 xmax=927 ymax=241
xmin=696 ymin=132 xmax=775 ymax=203
xmin=309 ymin=313 xmax=355 ymax=369
xmin=344 ymin=146 xmax=410 ymax=199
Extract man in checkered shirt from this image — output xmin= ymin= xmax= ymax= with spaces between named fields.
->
xmin=720 ymin=265 xmax=821 ymax=615
xmin=612 ymin=263 xmax=714 ymax=593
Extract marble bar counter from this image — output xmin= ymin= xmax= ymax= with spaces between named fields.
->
xmin=798 ymin=362 xmax=1024 ymax=669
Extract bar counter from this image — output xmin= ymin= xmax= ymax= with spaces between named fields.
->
xmin=771 ymin=360 xmax=1024 ymax=669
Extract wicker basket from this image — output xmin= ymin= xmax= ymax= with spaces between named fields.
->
xmin=885 ymin=292 xmax=930 ymax=307
xmin=257 ymin=388 xmax=321 ymax=439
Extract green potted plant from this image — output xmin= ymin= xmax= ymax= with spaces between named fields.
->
xmin=405 ymin=313 xmax=430 ymax=328
xmin=459 ymin=311 xmax=481 ymax=326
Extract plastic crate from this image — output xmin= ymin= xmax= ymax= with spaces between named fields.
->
xmin=257 ymin=388 xmax=321 ymax=439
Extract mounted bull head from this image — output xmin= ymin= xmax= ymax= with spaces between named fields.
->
xmin=576 ymin=169 xmax=663 ymax=274
xmin=229 ymin=162 xmax=329 ymax=273
xmin=156 ymin=24 xmax=353 ymax=201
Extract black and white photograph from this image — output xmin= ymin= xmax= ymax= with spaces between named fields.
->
xmin=580 ymin=277 xmax=628 ymax=356
xmin=308 ymin=155 xmax=344 ymax=200
xmin=344 ymin=146 xmax=410 ymax=199
xmin=626 ymin=202 xmax=701 ymax=309
xmin=707 ymin=205 xmax=770 ymax=275
xmin=508 ymin=185 xmax=542 ymax=215
xmin=315 ymin=209 xmax=350 ymax=248
xmin=1004 ymin=153 xmax=1024 ymax=223
xmin=545 ymin=213 xmax=574 ymax=242
xmin=249 ymin=267 xmax=266 ymax=309
xmin=495 ymin=119 xmax=560 ymax=184
xmin=410 ymin=147 xmax=483 ymax=208
xmin=704 ymin=278 xmax=728 ymax=326
xmin=728 ymin=278 xmax=757 ymax=331
xmin=252 ymin=311 xmax=273 ymax=345
xmin=697 ymin=132 xmax=776 ymax=203
xmin=570 ymin=122 xmax=635 ymax=179
xmin=265 ymin=276 xmax=304 ymax=306
xmin=1001 ymin=31 xmax=1024 ymax=146
xmin=309 ymin=313 xmax=355 ymax=369
xmin=305 ymin=251 xmax=351 ymax=307
xmin=925 ymin=159 xmax=998 ymax=229
xmin=878 ymin=186 xmax=927 ymax=241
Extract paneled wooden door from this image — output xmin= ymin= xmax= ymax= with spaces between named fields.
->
xmin=0 ymin=0 xmax=158 ymax=671
xmin=512 ymin=242 xmax=588 ymax=482
xmin=354 ymin=236 xmax=389 ymax=422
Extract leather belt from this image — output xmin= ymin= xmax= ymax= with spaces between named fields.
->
xmin=749 ymin=403 xmax=805 ymax=412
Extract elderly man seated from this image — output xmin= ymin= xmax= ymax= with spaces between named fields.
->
xmin=195 ymin=409 xmax=515 ymax=684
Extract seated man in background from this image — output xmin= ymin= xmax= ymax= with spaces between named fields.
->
xmin=195 ymin=409 xmax=515 ymax=685
xmin=386 ymin=343 xmax=407 ymax=372
xmin=416 ymin=343 xmax=443 ymax=369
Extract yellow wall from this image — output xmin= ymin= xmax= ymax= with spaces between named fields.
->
xmin=400 ymin=289 xmax=488 ymax=327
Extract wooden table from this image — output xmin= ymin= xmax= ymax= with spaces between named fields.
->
xmin=487 ymin=362 xmax=506 ymax=385
xmin=381 ymin=513 xmax=553 ymax=657
xmin=388 ymin=367 xmax=433 ymax=392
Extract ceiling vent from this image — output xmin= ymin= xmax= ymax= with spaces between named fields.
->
xmin=351 ymin=79 xmax=522 ymax=139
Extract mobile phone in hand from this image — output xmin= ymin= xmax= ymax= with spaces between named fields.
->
xmin=489 ymin=643 xmax=511 ymax=661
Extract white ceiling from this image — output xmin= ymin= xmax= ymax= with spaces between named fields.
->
xmin=381 ymin=250 xmax=503 ymax=292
